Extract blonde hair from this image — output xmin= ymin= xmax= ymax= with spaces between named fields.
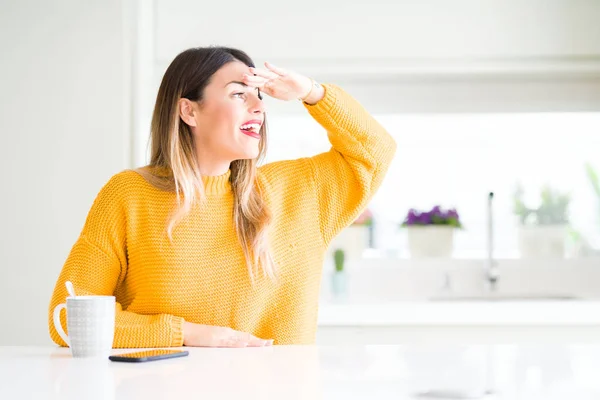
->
xmin=136 ymin=47 xmax=276 ymax=283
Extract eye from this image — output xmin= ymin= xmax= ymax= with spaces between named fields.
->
xmin=233 ymin=90 xmax=263 ymax=101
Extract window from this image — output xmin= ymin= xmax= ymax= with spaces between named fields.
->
xmin=266 ymin=112 xmax=600 ymax=258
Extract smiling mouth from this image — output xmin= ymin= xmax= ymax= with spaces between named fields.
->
xmin=240 ymin=123 xmax=261 ymax=139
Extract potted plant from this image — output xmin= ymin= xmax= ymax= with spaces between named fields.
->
xmin=573 ymin=162 xmax=600 ymax=256
xmin=331 ymin=249 xmax=347 ymax=298
xmin=400 ymin=206 xmax=462 ymax=258
xmin=513 ymin=183 xmax=570 ymax=258
xmin=585 ymin=162 xmax=600 ymax=225
xmin=328 ymin=208 xmax=372 ymax=260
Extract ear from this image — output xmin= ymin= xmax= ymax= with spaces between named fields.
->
xmin=178 ymin=98 xmax=197 ymax=127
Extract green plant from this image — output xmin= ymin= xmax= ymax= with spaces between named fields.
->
xmin=585 ymin=162 xmax=600 ymax=197
xmin=585 ymin=162 xmax=600 ymax=234
xmin=585 ymin=163 xmax=600 ymax=222
xmin=333 ymin=249 xmax=345 ymax=272
xmin=513 ymin=182 xmax=570 ymax=225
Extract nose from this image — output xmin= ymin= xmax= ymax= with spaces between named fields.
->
xmin=249 ymin=93 xmax=266 ymax=115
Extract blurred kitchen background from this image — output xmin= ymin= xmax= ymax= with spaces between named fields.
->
xmin=2 ymin=0 xmax=600 ymax=347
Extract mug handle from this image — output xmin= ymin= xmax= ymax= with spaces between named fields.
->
xmin=52 ymin=303 xmax=70 ymax=347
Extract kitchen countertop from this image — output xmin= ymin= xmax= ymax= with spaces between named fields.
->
xmin=318 ymin=300 xmax=600 ymax=326
xmin=2 ymin=345 xmax=599 ymax=399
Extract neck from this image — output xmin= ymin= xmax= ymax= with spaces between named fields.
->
xmin=195 ymin=148 xmax=231 ymax=176
xmin=198 ymin=163 xmax=231 ymax=176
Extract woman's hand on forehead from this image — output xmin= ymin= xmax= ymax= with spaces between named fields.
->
xmin=241 ymin=62 xmax=314 ymax=102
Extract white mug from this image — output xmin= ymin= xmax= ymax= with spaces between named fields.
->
xmin=53 ymin=296 xmax=116 ymax=358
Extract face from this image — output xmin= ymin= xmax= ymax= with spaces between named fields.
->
xmin=179 ymin=61 xmax=265 ymax=163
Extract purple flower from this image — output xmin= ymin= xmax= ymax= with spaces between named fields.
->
xmin=401 ymin=205 xmax=462 ymax=228
xmin=418 ymin=212 xmax=432 ymax=224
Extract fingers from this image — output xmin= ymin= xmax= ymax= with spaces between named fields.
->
xmin=220 ymin=336 xmax=249 ymax=348
xmin=247 ymin=336 xmax=269 ymax=347
xmin=242 ymin=74 xmax=268 ymax=88
xmin=185 ymin=323 xmax=274 ymax=348
xmin=249 ymin=67 xmax=279 ymax=80
xmin=243 ymin=331 xmax=274 ymax=347
xmin=264 ymin=61 xmax=287 ymax=76
xmin=220 ymin=328 xmax=273 ymax=348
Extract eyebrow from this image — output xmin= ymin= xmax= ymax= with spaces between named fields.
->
xmin=225 ymin=81 xmax=248 ymax=88
xmin=224 ymin=81 xmax=262 ymax=98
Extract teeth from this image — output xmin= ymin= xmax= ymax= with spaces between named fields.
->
xmin=240 ymin=123 xmax=261 ymax=133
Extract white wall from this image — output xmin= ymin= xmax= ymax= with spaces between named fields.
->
xmin=0 ymin=0 xmax=131 ymax=345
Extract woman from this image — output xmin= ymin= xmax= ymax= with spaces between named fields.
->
xmin=48 ymin=46 xmax=396 ymax=348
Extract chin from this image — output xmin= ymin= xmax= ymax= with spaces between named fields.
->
xmin=247 ymin=151 xmax=260 ymax=160
xmin=243 ymin=146 xmax=260 ymax=160
xmin=235 ymin=150 xmax=260 ymax=161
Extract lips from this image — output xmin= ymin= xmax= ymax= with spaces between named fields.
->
xmin=239 ymin=119 xmax=263 ymax=139
xmin=240 ymin=129 xmax=261 ymax=139
xmin=242 ymin=119 xmax=263 ymax=126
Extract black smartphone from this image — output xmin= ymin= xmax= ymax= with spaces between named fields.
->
xmin=108 ymin=349 xmax=189 ymax=363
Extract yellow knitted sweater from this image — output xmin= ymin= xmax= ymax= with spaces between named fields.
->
xmin=48 ymin=84 xmax=396 ymax=347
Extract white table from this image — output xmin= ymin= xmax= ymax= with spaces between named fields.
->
xmin=1 ymin=345 xmax=599 ymax=399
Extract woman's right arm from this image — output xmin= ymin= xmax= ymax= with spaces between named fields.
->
xmin=49 ymin=172 xmax=272 ymax=348
xmin=48 ymin=173 xmax=185 ymax=348
xmin=49 ymin=237 xmax=186 ymax=348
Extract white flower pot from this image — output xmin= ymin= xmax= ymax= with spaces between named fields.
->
xmin=328 ymin=225 xmax=369 ymax=260
xmin=331 ymin=271 xmax=348 ymax=299
xmin=407 ymin=226 xmax=455 ymax=258
xmin=518 ymin=224 xmax=567 ymax=258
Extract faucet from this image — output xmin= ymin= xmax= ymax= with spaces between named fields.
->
xmin=485 ymin=192 xmax=499 ymax=291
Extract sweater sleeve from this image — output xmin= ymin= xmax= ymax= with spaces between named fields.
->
xmin=303 ymin=83 xmax=397 ymax=246
xmin=48 ymin=173 xmax=184 ymax=348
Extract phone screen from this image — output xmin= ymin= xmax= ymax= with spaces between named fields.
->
xmin=109 ymin=349 xmax=189 ymax=362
